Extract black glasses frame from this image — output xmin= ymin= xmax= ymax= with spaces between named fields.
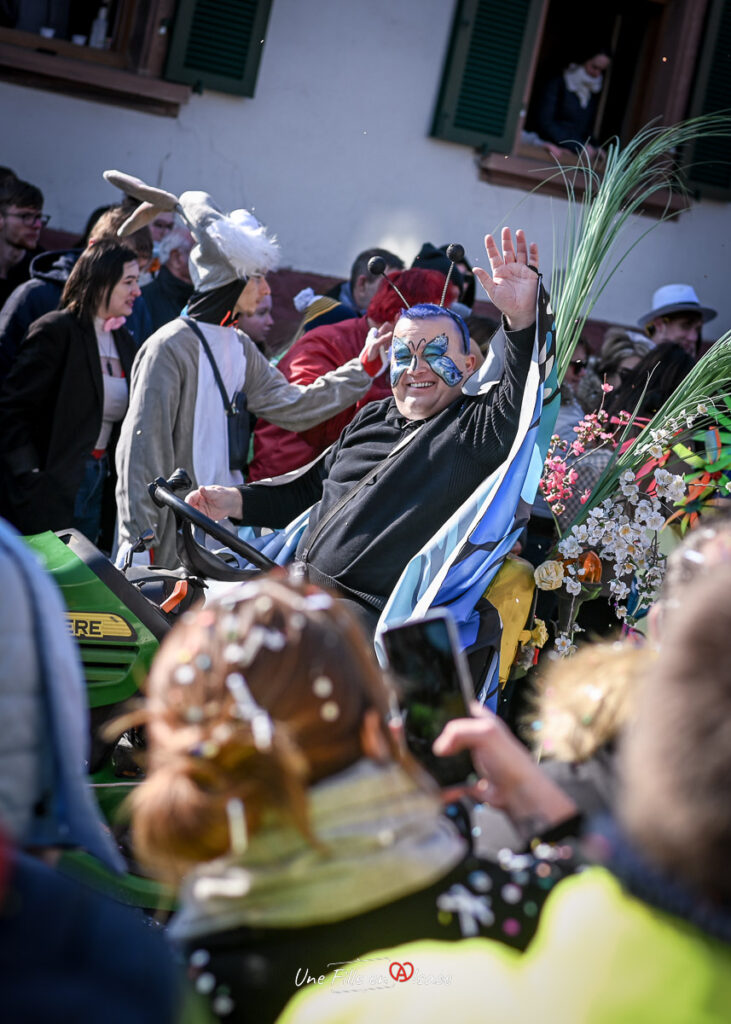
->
xmin=5 ymin=211 xmax=51 ymax=227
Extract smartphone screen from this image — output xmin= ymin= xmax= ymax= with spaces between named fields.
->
xmin=381 ymin=611 xmax=476 ymax=788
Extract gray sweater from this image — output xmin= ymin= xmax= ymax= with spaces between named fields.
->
xmin=115 ymin=318 xmax=373 ymax=567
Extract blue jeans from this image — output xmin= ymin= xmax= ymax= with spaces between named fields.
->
xmin=73 ymin=454 xmax=109 ymax=544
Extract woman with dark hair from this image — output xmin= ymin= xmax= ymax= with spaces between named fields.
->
xmin=128 ymin=576 xmax=578 ymax=1023
xmin=604 ymin=341 xmax=694 ymax=427
xmin=0 ymin=238 xmax=139 ymax=542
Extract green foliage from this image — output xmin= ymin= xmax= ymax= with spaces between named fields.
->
xmin=548 ymin=113 xmax=731 ymax=381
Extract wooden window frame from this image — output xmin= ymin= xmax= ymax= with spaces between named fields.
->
xmin=0 ymin=0 xmax=190 ymax=117
xmin=454 ymin=0 xmax=713 ymax=215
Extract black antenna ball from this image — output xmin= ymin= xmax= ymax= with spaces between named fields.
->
xmin=446 ymin=243 xmax=465 ymax=264
xmin=368 ymin=255 xmax=387 ymax=276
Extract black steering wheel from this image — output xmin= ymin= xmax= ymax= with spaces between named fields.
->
xmin=148 ymin=469 xmax=277 ymax=582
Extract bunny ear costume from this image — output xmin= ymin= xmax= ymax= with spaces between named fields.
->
xmin=105 ymin=169 xmax=373 ymax=567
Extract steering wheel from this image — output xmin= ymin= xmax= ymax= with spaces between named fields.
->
xmin=149 ymin=469 xmax=277 ymax=582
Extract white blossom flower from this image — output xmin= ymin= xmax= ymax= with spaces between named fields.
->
xmin=565 ymin=577 xmax=582 ymax=596
xmin=654 ymin=468 xmax=686 ymax=503
xmin=554 ymin=633 xmax=576 ymax=656
xmin=558 ymin=536 xmax=582 ymax=559
xmin=633 ymin=500 xmax=653 ymax=522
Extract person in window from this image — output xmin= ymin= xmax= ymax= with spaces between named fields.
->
xmin=532 ymin=49 xmax=611 ymax=161
xmin=0 ymin=239 xmax=140 ymax=544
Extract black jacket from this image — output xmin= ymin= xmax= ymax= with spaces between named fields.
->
xmin=536 ymin=74 xmax=598 ymax=153
xmin=0 ymin=309 xmax=136 ymax=533
xmin=0 ymin=250 xmax=80 ymax=385
xmin=141 ymin=264 xmax=193 ymax=336
xmin=238 ymin=323 xmax=534 ymax=608
xmin=181 ymin=841 xmax=579 ymax=1023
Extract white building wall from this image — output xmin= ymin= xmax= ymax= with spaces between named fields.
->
xmin=2 ymin=0 xmax=729 ymax=333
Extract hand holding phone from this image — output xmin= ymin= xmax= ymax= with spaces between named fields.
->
xmin=381 ymin=609 xmax=476 ymax=788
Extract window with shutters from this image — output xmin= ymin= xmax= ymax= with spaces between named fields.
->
xmin=0 ymin=0 xmax=272 ymax=117
xmin=685 ymin=0 xmax=731 ymax=199
xmin=164 ymin=0 xmax=272 ymax=97
xmin=432 ymin=0 xmax=730 ymax=205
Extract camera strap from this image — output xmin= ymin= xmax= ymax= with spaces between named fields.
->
xmin=298 ymin=422 xmax=423 ymax=562
xmin=183 ymin=316 xmax=238 ymax=416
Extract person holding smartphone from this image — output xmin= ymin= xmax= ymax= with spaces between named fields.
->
xmin=128 ymin=577 xmax=578 ymax=1024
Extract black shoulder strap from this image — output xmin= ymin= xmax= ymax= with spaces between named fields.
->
xmin=182 ymin=316 xmax=233 ymax=416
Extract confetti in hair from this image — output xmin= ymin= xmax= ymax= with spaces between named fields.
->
xmin=226 ymin=798 xmax=248 ymax=855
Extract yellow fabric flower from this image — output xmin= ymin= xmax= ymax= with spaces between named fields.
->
xmin=530 ymin=618 xmax=549 ymax=647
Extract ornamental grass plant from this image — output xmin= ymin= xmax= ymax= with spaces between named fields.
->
xmin=528 ymin=113 xmax=731 ymax=652
xmin=547 ymin=112 xmax=731 ymax=383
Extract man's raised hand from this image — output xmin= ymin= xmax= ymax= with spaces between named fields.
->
xmin=473 ymin=228 xmax=539 ymax=332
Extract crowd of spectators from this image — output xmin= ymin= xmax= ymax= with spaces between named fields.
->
xmin=0 ymin=164 xmax=728 ymax=1022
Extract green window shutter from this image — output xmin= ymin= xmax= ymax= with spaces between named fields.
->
xmin=686 ymin=0 xmax=731 ymax=199
xmin=164 ymin=0 xmax=273 ymax=97
xmin=431 ymin=0 xmax=543 ymax=153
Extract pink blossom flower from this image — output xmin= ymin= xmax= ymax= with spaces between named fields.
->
xmin=601 ymin=382 xmax=614 ymax=393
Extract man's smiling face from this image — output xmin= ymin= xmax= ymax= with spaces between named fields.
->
xmin=390 ymin=313 xmax=476 ymax=421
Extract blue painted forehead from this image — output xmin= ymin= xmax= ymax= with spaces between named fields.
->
xmin=395 ymin=303 xmax=470 ymax=353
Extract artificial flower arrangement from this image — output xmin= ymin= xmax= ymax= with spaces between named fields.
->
xmin=534 ymin=336 xmax=731 ymax=655
xmin=505 ymin=111 xmax=731 ymax=670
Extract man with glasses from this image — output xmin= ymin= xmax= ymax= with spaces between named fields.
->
xmin=0 ymin=179 xmax=46 ymax=310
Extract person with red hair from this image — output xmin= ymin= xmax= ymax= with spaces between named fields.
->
xmin=247 ymin=268 xmax=456 ymax=481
